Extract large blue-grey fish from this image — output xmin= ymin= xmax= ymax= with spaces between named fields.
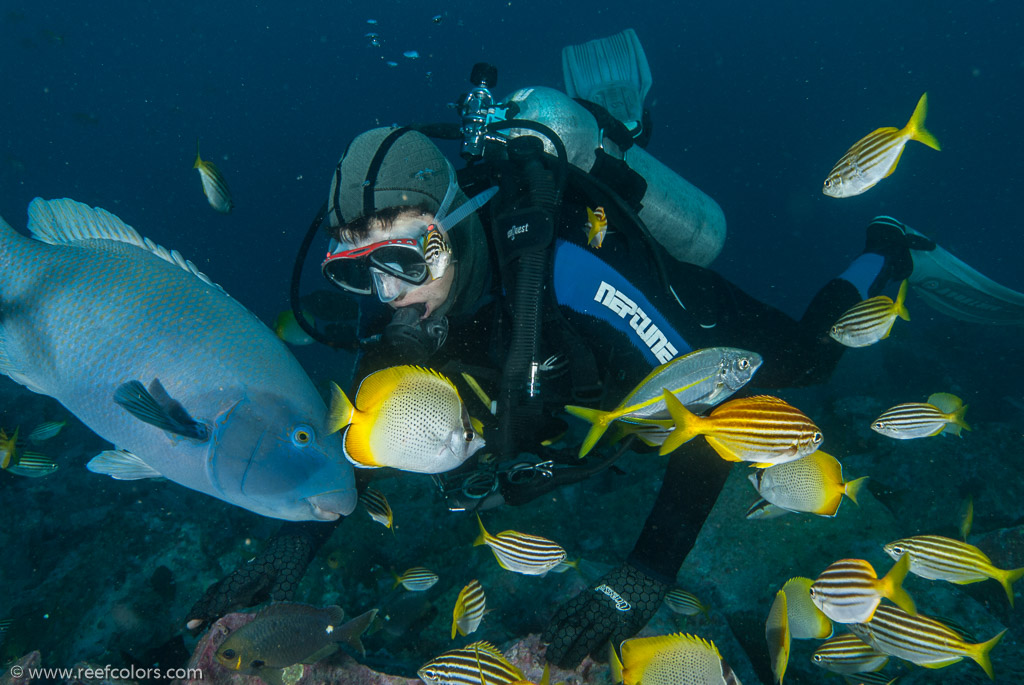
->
xmin=0 ymin=198 xmax=356 ymax=520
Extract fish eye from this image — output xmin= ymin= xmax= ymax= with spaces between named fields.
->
xmin=464 ymin=429 xmax=475 ymax=442
xmin=829 ymin=325 xmax=839 ymax=334
xmin=812 ymin=431 xmax=823 ymax=444
xmin=738 ymin=359 xmax=750 ymax=370
xmin=221 ymin=649 xmax=236 ymax=659
xmin=892 ymin=545 xmax=904 ymax=555
xmin=250 ymin=660 xmax=265 ymax=669
xmin=291 ymin=425 xmax=314 ymax=447
xmin=873 ymin=421 xmax=884 ymax=430
xmin=808 ymin=586 xmax=816 ymax=597
xmin=812 ymin=654 xmax=823 ymax=662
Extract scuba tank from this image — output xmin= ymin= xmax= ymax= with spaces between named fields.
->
xmin=502 ymin=86 xmax=726 ymax=267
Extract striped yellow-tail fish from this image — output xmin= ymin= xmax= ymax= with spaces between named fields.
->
xmin=474 ymin=514 xmax=566 ymax=576
xmin=829 ymin=280 xmax=910 ymax=348
xmin=848 ymin=604 xmax=1006 ymax=679
xmin=822 ymin=92 xmax=941 ymax=198
xmin=812 ymin=632 xmax=889 ymax=675
xmin=359 ymin=486 xmax=394 ymax=529
xmin=871 ymin=393 xmax=970 ymax=439
xmin=418 ymin=641 xmax=524 ymax=685
xmin=392 ymin=567 xmax=439 ymax=591
xmin=451 ymin=579 xmax=487 ymax=639
xmin=193 ymin=140 xmax=234 ymax=213
xmin=809 ymin=555 xmax=916 ymax=624
xmin=661 ymin=391 xmax=823 ymax=467
xmin=663 ymin=588 xmax=709 ymax=616
xmin=882 ymin=534 xmax=1024 ymax=607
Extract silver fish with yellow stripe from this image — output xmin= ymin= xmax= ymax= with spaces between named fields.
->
xmin=474 ymin=514 xmax=566 ymax=576
xmin=848 ymin=604 xmax=1006 ymax=679
xmin=830 ymin=281 xmax=910 ymax=348
xmin=565 ymin=347 xmax=761 ymax=458
xmin=812 ymin=632 xmax=889 ymax=675
xmin=882 ymin=534 xmax=1024 ymax=607
xmin=359 ymin=487 xmax=394 ymax=529
xmin=809 ymin=555 xmax=916 ymax=624
xmin=823 ymin=92 xmax=940 ymax=198
xmin=749 ymin=450 xmax=868 ymax=517
xmin=871 ymin=392 xmax=970 ymax=440
xmin=418 ymin=640 xmax=524 ymax=685
xmin=451 ymin=579 xmax=487 ymax=639
xmin=193 ymin=140 xmax=234 ymax=213
xmin=392 ymin=567 xmax=438 ymax=591
xmin=662 ymin=392 xmax=823 ymax=466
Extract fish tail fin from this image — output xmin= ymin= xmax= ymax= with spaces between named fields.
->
xmin=659 ymin=389 xmax=701 ymax=455
xmin=997 ymin=567 xmax=1024 ymax=607
xmin=906 ymin=92 xmax=941 ymax=151
xmin=334 ymin=608 xmax=378 ymax=657
xmin=193 ymin=138 xmax=203 ymax=168
xmin=882 ymin=553 xmax=917 ymax=616
xmin=969 ymin=628 xmax=1006 ymax=680
xmin=391 ymin=571 xmax=403 ymax=589
xmin=951 ymin=403 xmax=971 ymax=434
xmin=473 ymin=513 xmax=490 ymax=547
xmin=564 ymin=405 xmax=611 ymax=458
xmin=844 ymin=476 xmax=870 ymax=506
xmin=895 ymin=279 xmax=911 ymax=321
xmin=326 ymin=382 xmax=355 ymax=434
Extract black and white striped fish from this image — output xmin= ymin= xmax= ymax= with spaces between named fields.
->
xmin=871 ymin=393 xmax=970 ymax=439
xmin=474 ymin=515 xmax=566 ymax=576
xmin=829 ymin=281 xmax=909 ymax=348
xmin=392 ymin=566 xmax=439 ymax=591
xmin=451 ymin=579 xmax=486 ymax=639
xmin=359 ymin=486 xmax=393 ymax=529
xmin=849 ymin=604 xmax=1006 ymax=679
xmin=883 ymin=534 xmax=1024 ymax=606
xmin=193 ymin=141 xmax=234 ymax=214
xmin=809 ymin=555 xmax=916 ymax=624
xmin=423 ymin=225 xmax=451 ymax=280
xmin=418 ymin=641 xmax=524 ymax=685
xmin=812 ymin=632 xmax=889 ymax=675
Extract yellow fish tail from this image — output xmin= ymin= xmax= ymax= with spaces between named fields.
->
xmin=950 ymin=403 xmax=971 ymax=434
xmin=326 ymin=381 xmax=356 ymax=435
xmin=193 ymin=138 xmax=204 ymax=169
xmin=843 ymin=476 xmax=869 ymax=506
xmin=564 ymin=405 xmax=612 ymax=458
xmin=905 ymin=92 xmax=941 ymax=151
xmin=894 ymin=279 xmax=911 ymax=322
xmin=659 ymin=389 xmax=702 ymax=456
xmin=969 ymin=628 xmax=1006 ymax=680
xmin=880 ymin=553 xmax=917 ymax=616
xmin=474 ymin=513 xmax=491 ymax=547
xmin=996 ymin=567 xmax=1024 ymax=608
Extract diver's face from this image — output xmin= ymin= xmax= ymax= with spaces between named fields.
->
xmin=346 ymin=212 xmax=454 ymax=319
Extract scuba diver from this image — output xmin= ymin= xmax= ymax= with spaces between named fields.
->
xmin=186 ymin=29 xmax=1024 ymax=668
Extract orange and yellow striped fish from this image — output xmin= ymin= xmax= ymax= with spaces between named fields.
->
xmin=451 ymin=579 xmax=487 ymax=639
xmin=359 ymin=486 xmax=394 ymax=529
xmin=584 ymin=206 xmax=608 ymax=248
xmin=829 ymin=280 xmax=910 ymax=348
xmin=883 ymin=534 xmax=1024 ymax=607
xmin=392 ymin=566 xmax=439 ymax=591
xmin=661 ymin=391 xmax=823 ymax=467
xmin=823 ymin=92 xmax=940 ymax=198
xmin=871 ymin=392 xmax=970 ymax=439
xmin=848 ymin=605 xmax=1005 ymax=679
xmin=474 ymin=514 xmax=566 ymax=576
xmin=812 ymin=632 xmax=889 ymax=675
xmin=418 ymin=641 xmax=525 ymax=685
xmin=809 ymin=555 xmax=916 ymax=624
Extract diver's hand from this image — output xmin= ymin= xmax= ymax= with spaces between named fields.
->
xmin=185 ymin=533 xmax=316 ymax=631
xmin=542 ymin=563 xmax=668 ymax=668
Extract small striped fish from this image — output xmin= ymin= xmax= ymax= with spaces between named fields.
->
xmin=474 ymin=515 xmax=566 ymax=576
xmin=663 ymin=588 xmax=708 ymax=616
xmin=871 ymin=392 xmax=970 ymax=439
xmin=781 ymin=577 xmax=833 ymax=640
xmin=830 ymin=281 xmax=910 ymax=348
xmin=849 ymin=604 xmax=1006 ymax=679
xmin=26 ymin=420 xmax=66 ymax=443
xmin=809 ymin=555 xmax=916 ymax=624
xmin=812 ymin=632 xmax=889 ymax=675
xmin=822 ymin=92 xmax=941 ymax=198
xmin=418 ymin=641 xmax=524 ymax=685
xmin=359 ymin=486 xmax=393 ymax=529
xmin=883 ymin=534 xmax=1024 ymax=607
xmin=451 ymin=579 xmax=486 ymax=639
xmin=4 ymin=452 xmax=59 ymax=477
xmin=393 ymin=566 xmax=439 ymax=591
xmin=193 ymin=140 xmax=234 ymax=213
xmin=661 ymin=392 xmax=823 ymax=467
xmin=584 ymin=206 xmax=608 ymax=248
xmin=424 ymin=225 xmax=451 ymax=280
xmin=766 ymin=589 xmax=790 ymax=685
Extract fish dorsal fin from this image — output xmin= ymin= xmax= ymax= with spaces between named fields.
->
xmin=27 ymin=198 xmax=226 ymax=294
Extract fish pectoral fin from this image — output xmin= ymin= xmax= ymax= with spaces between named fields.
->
xmin=87 ymin=449 xmax=163 ymax=480
xmin=113 ymin=379 xmax=210 ymax=441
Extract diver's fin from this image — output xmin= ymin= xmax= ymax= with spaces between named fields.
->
xmin=113 ymin=379 xmax=210 ymax=441
xmin=87 ymin=449 xmax=163 ymax=480
xmin=906 ymin=226 xmax=1024 ymax=325
xmin=562 ymin=28 xmax=651 ymax=129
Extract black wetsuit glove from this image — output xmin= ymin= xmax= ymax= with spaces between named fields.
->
xmin=185 ymin=520 xmax=334 ymax=631
xmin=864 ymin=216 xmax=936 ymax=296
xmin=542 ymin=562 xmax=669 ymax=668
